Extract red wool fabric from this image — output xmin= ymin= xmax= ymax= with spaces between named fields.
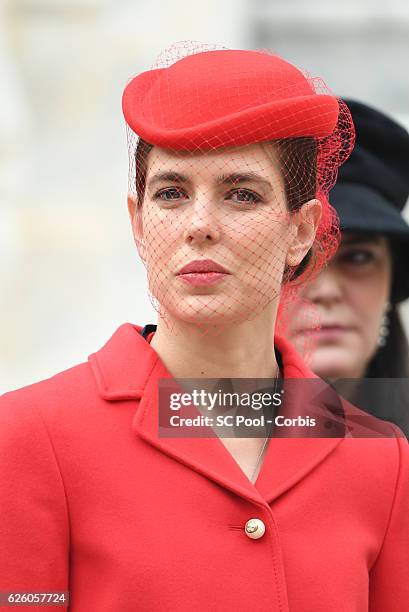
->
xmin=0 ymin=323 xmax=408 ymax=611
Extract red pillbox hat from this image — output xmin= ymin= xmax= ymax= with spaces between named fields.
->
xmin=122 ymin=49 xmax=340 ymax=150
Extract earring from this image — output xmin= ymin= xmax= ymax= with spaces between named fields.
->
xmin=377 ymin=301 xmax=391 ymax=347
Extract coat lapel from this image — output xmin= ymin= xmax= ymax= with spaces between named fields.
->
xmin=134 ymin=357 xmax=267 ymax=505
xmin=254 ymin=335 xmax=344 ymax=503
xmin=88 ymin=323 xmax=344 ymax=505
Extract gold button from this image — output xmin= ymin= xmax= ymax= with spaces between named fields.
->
xmin=244 ymin=518 xmax=265 ymax=539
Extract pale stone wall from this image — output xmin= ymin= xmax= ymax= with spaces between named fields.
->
xmin=248 ymin=0 xmax=409 ymax=125
xmin=0 ymin=0 xmax=247 ymax=391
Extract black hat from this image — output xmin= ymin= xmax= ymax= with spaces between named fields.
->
xmin=330 ymin=99 xmax=409 ymax=302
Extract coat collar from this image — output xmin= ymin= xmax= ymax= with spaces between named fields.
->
xmin=88 ymin=322 xmax=311 ymax=400
xmin=88 ymin=323 xmax=344 ymax=506
xmin=88 ymin=323 xmax=155 ymax=401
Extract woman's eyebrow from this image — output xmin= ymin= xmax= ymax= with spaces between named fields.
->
xmin=217 ymin=172 xmax=272 ymax=189
xmin=147 ymin=170 xmax=272 ymax=189
xmin=147 ymin=171 xmax=190 ymax=188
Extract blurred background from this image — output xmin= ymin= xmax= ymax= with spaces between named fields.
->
xmin=1 ymin=0 xmax=409 ymax=392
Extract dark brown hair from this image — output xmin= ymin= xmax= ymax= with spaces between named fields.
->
xmin=348 ymin=304 xmax=409 ymax=437
xmin=365 ymin=305 xmax=409 ymax=378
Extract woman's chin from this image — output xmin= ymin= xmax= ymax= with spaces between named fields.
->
xmin=306 ymin=347 xmax=362 ymax=380
xmin=160 ymin=298 xmax=259 ymax=329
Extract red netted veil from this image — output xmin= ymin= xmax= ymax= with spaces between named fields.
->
xmin=122 ymin=42 xmax=355 ymax=347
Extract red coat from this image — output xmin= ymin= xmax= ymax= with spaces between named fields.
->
xmin=1 ymin=323 xmax=408 ymax=611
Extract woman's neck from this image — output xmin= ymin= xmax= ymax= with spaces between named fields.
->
xmin=149 ymin=308 xmax=280 ymax=380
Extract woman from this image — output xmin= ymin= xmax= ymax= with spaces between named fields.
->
xmin=0 ymin=45 xmax=408 ymax=611
xmin=287 ymin=100 xmax=409 ymax=437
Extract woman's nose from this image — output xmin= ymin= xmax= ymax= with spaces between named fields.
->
xmin=303 ymin=267 xmax=344 ymax=305
xmin=183 ymin=195 xmax=221 ymax=244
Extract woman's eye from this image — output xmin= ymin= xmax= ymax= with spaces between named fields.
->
xmin=154 ymin=187 xmax=188 ymax=202
xmin=226 ymin=189 xmax=262 ymax=205
xmin=338 ymin=249 xmax=375 ymax=266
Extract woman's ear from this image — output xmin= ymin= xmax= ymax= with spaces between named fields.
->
xmin=286 ymin=198 xmax=322 ymax=267
xmin=127 ymin=194 xmax=146 ymax=261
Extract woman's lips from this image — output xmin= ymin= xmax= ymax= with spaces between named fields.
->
xmin=296 ymin=325 xmax=354 ymax=341
xmin=177 ymin=272 xmax=228 ymax=286
xmin=176 ymin=259 xmax=230 ymax=286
